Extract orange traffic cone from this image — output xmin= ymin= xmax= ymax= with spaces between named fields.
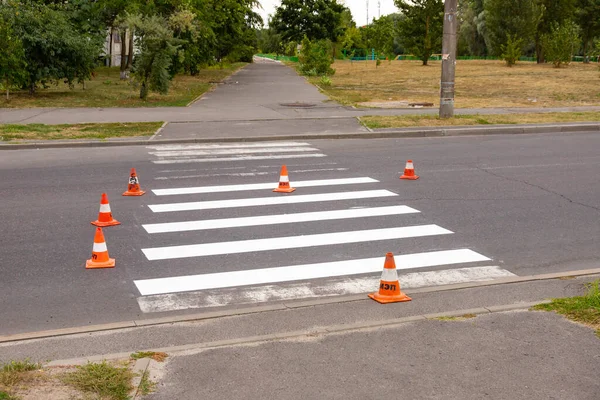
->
xmin=123 ymin=168 xmax=146 ymax=196
xmin=86 ymin=227 xmax=115 ymax=269
xmin=91 ymin=193 xmax=121 ymax=227
xmin=400 ymin=160 xmax=419 ymax=180
xmin=368 ymin=252 xmax=411 ymax=304
xmin=273 ymin=165 xmax=296 ymax=193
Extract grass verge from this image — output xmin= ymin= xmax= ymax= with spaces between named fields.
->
xmin=62 ymin=361 xmax=134 ymax=400
xmin=533 ymin=280 xmax=600 ymax=338
xmin=131 ymin=351 xmax=168 ymax=362
xmin=435 ymin=313 xmax=478 ymax=321
xmin=360 ymin=111 xmax=600 ymax=129
xmin=0 ymin=122 xmax=163 ymax=141
xmin=1 ymin=63 xmax=246 ymax=108
xmin=0 ymin=360 xmax=41 ymax=399
xmin=311 ymin=60 xmax=600 ymax=108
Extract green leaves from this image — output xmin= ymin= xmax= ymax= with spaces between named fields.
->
xmin=272 ymin=0 xmax=347 ymax=43
xmin=395 ymin=0 xmax=444 ymax=65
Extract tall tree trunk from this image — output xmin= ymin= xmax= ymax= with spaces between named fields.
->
xmin=583 ymin=39 xmax=589 ymax=63
xmin=423 ymin=16 xmax=430 ymax=66
xmin=120 ymin=29 xmax=128 ymax=79
xmin=108 ymin=27 xmax=114 ymax=67
xmin=127 ymin=29 xmax=134 ymax=69
xmin=5 ymin=78 xmax=8 ymax=101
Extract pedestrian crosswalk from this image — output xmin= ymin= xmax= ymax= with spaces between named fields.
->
xmin=134 ymin=141 xmax=515 ymax=313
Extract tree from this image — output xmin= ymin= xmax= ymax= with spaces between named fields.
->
xmin=535 ymin=0 xmax=577 ymax=62
xmin=298 ymin=36 xmax=335 ymax=76
xmin=0 ymin=10 xmax=26 ymax=100
xmin=368 ymin=15 xmax=397 ymax=63
xmin=458 ymin=0 xmax=488 ymax=56
xmin=501 ymin=34 xmax=524 ymax=66
xmin=131 ymin=15 xmax=181 ymax=100
xmin=395 ymin=0 xmax=444 ymax=65
xmin=271 ymin=0 xmax=347 ymax=43
xmin=576 ymin=0 xmax=600 ymax=61
xmin=257 ymin=27 xmax=283 ymax=55
xmin=542 ymin=21 xmax=580 ymax=67
xmin=484 ymin=0 xmax=542 ymax=57
xmin=7 ymin=2 xmax=100 ymax=94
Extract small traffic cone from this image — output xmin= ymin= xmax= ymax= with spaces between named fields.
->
xmin=400 ymin=160 xmax=419 ymax=180
xmin=123 ymin=168 xmax=146 ymax=196
xmin=91 ymin=193 xmax=121 ymax=227
xmin=273 ymin=165 xmax=296 ymax=193
xmin=368 ymin=252 xmax=411 ymax=304
xmin=86 ymin=227 xmax=115 ymax=269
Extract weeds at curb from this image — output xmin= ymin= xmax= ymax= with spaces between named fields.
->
xmin=61 ymin=361 xmax=134 ymax=400
xmin=533 ymin=280 xmax=600 ymax=337
xmin=130 ymin=351 xmax=168 ymax=362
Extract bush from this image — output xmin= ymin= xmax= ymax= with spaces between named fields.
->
xmin=298 ymin=37 xmax=335 ymax=76
xmin=542 ymin=21 xmax=580 ymax=68
xmin=500 ymin=34 xmax=524 ymax=67
xmin=319 ymin=76 xmax=332 ymax=86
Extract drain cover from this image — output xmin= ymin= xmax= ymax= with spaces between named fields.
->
xmin=280 ymin=102 xmax=316 ymax=108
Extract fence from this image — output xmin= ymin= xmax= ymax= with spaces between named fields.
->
xmin=255 ymin=52 xmax=599 ymax=63
xmin=255 ymin=53 xmax=299 ymax=62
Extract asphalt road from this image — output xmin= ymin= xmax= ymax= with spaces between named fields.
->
xmin=1 ymin=131 xmax=599 ymax=335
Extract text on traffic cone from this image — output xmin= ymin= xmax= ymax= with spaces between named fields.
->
xmin=123 ymin=168 xmax=146 ymax=196
xmin=86 ymin=227 xmax=115 ymax=269
xmin=368 ymin=252 xmax=411 ymax=304
xmin=273 ymin=165 xmax=296 ymax=193
xmin=91 ymin=193 xmax=121 ymax=227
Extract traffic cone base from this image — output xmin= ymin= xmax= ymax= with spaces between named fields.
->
xmin=86 ymin=258 xmax=115 ymax=269
xmin=92 ymin=193 xmax=121 ymax=227
xmin=122 ymin=190 xmax=146 ymax=196
xmin=400 ymin=159 xmax=419 ymax=180
xmin=123 ymin=168 xmax=146 ymax=196
xmin=369 ymin=252 xmax=412 ymax=304
xmin=273 ymin=186 xmax=296 ymax=193
xmin=400 ymin=174 xmax=419 ymax=180
xmin=368 ymin=288 xmax=412 ymax=304
xmin=273 ymin=165 xmax=296 ymax=193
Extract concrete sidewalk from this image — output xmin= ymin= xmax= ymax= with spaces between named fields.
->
xmin=1 ymin=61 xmax=600 ymax=126
xmin=1 ymin=274 xmax=598 ymax=399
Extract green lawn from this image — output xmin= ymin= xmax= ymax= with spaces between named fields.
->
xmin=1 ymin=63 xmax=246 ymax=108
xmin=0 ymin=122 xmax=163 ymax=141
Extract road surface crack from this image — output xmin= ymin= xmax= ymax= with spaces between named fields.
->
xmin=475 ymin=165 xmax=600 ymax=213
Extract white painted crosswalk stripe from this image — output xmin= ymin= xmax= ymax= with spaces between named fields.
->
xmin=141 ymin=225 xmax=453 ymax=261
xmin=135 ymin=249 xmax=488 ymax=295
xmin=143 ymin=205 xmax=420 ymax=234
xmin=148 ymin=189 xmax=398 ymax=212
xmin=146 ymin=142 xmax=312 ymax=151
xmin=149 ymin=147 xmax=320 ymax=157
xmin=153 ymin=153 xmax=327 ymax=164
xmin=152 ymin=177 xmax=378 ymax=196
xmin=136 ymin=266 xmax=515 ymax=312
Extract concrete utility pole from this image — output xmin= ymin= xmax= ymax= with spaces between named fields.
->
xmin=439 ymin=0 xmax=458 ymax=118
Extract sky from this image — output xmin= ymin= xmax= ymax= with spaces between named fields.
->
xmin=255 ymin=0 xmax=399 ymax=28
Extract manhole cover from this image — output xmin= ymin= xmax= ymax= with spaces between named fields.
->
xmin=280 ymin=102 xmax=316 ymax=108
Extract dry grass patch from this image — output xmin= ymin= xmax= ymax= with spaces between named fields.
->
xmin=435 ymin=313 xmax=478 ymax=321
xmin=313 ymin=60 xmax=600 ymax=108
xmin=1 ymin=63 xmax=246 ymax=109
xmin=360 ymin=111 xmax=600 ymax=129
xmin=0 ymin=122 xmax=163 ymax=141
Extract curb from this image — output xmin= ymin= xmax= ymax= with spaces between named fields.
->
xmin=44 ymin=300 xmax=551 ymax=367
xmin=1 ymin=268 xmax=598 ymax=344
xmin=1 ymin=122 xmax=599 ymax=150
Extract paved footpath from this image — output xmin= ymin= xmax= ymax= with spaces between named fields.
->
xmin=1 ymin=60 xmax=599 ymax=132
